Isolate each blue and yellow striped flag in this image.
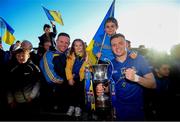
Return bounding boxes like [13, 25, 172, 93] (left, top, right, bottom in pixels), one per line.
[42, 6, 64, 25]
[86, 0, 115, 65]
[0, 17, 15, 45]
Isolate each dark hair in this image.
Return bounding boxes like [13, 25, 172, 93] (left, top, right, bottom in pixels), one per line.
[110, 33, 126, 42]
[57, 32, 70, 39]
[105, 17, 118, 27]
[69, 39, 86, 59]
[43, 24, 51, 30]
[14, 48, 30, 55]
[126, 40, 131, 44]
[21, 40, 33, 50]
[16, 40, 21, 43]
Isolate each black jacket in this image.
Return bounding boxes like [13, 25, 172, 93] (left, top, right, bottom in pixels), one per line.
[8, 60, 41, 93]
[38, 26, 57, 50]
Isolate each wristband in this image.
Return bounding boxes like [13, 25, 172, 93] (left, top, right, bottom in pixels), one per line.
[134, 74, 140, 82]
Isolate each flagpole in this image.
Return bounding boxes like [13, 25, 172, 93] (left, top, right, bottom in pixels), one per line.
[96, 0, 115, 64]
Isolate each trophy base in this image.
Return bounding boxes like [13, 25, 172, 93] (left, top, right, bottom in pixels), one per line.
[95, 106, 113, 121]
[96, 103, 111, 110]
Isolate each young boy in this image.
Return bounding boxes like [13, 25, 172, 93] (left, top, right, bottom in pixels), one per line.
[93, 17, 118, 64]
[7, 48, 41, 119]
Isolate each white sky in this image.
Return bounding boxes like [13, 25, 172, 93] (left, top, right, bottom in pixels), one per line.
[77, 0, 180, 54]
[116, 2, 180, 53]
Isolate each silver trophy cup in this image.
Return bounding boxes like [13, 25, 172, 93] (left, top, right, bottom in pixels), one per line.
[92, 64, 109, 83]
[92, 64, 110, 109]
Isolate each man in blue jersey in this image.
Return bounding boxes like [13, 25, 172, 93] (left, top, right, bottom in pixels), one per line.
[96, 33, 156, 121]
[40, 32, 70, 112]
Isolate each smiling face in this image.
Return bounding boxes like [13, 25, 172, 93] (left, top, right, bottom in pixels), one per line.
[16, 51, 30, 64]
[56, 35, 70, 53]
[111, 36, 127, 57]
[105, 21, 118, 36]
[74, 41, 83, 55]
[70, 39, 86, 58]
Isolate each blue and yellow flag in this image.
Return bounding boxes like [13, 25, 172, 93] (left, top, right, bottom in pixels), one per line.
[42, 6, 64, 25]
[85, 0, 115, 111]
[0, 17, 15, 45]
[86, 0, 115, 65]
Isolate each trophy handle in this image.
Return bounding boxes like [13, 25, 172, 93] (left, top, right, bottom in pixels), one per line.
[104, 58, 114, 80]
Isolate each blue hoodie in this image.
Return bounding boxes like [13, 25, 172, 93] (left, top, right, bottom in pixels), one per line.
[93, 34, 114, 62]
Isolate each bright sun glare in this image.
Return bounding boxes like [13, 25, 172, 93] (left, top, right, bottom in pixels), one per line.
[116, 2, 179, 54]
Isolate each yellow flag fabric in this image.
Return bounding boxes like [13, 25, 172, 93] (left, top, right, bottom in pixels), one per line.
[86, 39, 96, 65]
[2, 30, 15, 45]
[42, 6, 64, 25]
[0, 17, 15, 45]
[49, 10, 64, 25]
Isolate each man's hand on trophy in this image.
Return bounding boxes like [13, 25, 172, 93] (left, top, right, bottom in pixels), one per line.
[96, 83, 105, 96]
[125, 68, 139, 82]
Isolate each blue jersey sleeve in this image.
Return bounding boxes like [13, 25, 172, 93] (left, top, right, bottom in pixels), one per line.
[40, 51, 64, 84]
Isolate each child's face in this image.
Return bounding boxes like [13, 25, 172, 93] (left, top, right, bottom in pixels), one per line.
[44, 27, 51, 34]
[16, 52, 30, 64]
[74, 41, 83, 55]
[105, 22, 117, 36]
[43, 41, 51, 51]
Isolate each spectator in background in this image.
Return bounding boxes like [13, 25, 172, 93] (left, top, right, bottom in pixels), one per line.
[152, 59, 170, 120]
[37, 40, 51, 59]
[9, 40, 21, 52]
[126, 40, 131, 50]
[154, 60, 170, 92]
[20, 40, 40, 66]
[38, 21, 57, 56]
[143, 58, 170, 120]
[169, 44, 180, 120]
[21, 40, 33, 51]
[7, 49, 41, 119]
[0, 44, 7, 116]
